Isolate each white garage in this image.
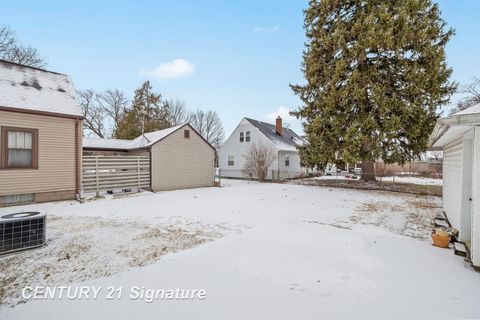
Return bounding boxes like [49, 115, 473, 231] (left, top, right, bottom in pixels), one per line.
[429, 104, 480, 268]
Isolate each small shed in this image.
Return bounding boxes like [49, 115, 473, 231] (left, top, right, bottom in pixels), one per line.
[83, 124, 215, 192]
[429, 103, 480, 267]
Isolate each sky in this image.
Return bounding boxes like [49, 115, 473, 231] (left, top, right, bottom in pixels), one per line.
[1, 0, 479, 136]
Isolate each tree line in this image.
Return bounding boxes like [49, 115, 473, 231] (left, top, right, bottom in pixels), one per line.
[79, 81, 225, 149]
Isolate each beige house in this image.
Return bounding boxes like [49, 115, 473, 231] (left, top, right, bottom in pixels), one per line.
[83, 123, 215, 191]
[0, 60, 83, 206]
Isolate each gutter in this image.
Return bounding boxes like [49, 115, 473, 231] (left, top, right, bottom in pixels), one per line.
[428, 113, 480, 147]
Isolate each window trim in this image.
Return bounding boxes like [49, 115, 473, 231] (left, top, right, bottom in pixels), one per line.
[1, 126, 38, 169]
[239, 132, 244, 142]
[227, 155, 234, 166]
[245, 131, 250, 142]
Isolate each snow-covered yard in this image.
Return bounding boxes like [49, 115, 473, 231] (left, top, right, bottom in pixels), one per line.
[314, 175, 443, 186]
[1, 180, 479, 319]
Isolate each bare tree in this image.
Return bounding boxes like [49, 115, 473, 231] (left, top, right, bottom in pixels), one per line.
[167, 98, 191, 126]
[97, 89, 129, 135]
[0, 25, 46, 67]
[79, 89, 107, 138]
[243, 141, 277, 182]
[189, 109, 225, 149]
[449, 77, 480, 115]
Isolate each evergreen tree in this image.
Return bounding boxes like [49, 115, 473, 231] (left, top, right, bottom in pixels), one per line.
[115, 81, 171, 139]
[291, 0, 456, 180]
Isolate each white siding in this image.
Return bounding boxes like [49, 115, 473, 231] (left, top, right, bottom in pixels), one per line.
[443, 138, 464, 230]
[277, 151, 303, 179]
[472, 127, 480, 266]
[218, 119, 304, 179]
[218, 119, 273, 178]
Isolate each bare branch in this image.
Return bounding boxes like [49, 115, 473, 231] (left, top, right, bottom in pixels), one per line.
[243, 141, 277, 181]
[0, 25, 47, 67]
[78, 89, 107, 138]
[167, 98, 190, 126]
[189, 109, 225, 149]
[96, 89, 129, 134]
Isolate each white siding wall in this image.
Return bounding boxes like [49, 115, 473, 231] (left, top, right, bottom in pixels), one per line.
[472, 127, 480, 266]
[218, 119, 304, 179]
[277, 151, 303, 179]
[443, 138, 464, 230]
[218, 119, 273, 178]
[443, 139, 463, 228]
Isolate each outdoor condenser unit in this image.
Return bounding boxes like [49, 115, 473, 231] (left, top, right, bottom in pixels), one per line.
[0, 211, 46, 255]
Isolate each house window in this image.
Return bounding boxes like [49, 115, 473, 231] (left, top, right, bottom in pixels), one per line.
[285, 154, 290, 167]
[1, 127, 38, 169]
[184, 130, 190, 139]
[228, 156, 234, 166]
[239, 132, 244, 142]
[245, 131, 250, 142]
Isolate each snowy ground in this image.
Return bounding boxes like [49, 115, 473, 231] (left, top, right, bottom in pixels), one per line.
[1, 180, 478, 319]
[314, 175, 443, 186]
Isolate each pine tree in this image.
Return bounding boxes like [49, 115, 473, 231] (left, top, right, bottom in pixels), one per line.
[115, 81, 171, 139]
[291, 0, 456, 181]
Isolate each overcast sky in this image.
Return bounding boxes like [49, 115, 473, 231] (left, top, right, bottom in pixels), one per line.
[1, 0, 479, 135]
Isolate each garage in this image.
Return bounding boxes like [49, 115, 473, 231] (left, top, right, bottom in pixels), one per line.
[83, 123, 215, 193]
[429, 103, 480, 268]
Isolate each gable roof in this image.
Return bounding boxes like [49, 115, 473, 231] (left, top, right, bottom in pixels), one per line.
[244, 117, 305, 151]
[83, 123, 215, 151]
[0, 60, 82, 118]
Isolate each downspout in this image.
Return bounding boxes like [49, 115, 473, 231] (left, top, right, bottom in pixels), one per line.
[75, 119, 82, 201]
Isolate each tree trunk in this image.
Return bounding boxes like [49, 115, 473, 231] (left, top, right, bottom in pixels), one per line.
[361, 160, 376, 181]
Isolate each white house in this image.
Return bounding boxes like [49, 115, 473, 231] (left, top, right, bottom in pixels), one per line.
[219, 116, 305, 179]
[429, 103, 480, 268]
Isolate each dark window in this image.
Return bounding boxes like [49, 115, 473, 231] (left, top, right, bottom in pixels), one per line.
[239, 132, 244, 142]
[228, 156, 234, 166]
[1, 127, 38, 169]
[285, 155, 290, 167]
[184, 130, 190, 139]
[245, 131, 250, 142]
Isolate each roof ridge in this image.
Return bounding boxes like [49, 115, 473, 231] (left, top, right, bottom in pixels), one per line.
[0, 59, 65, 76]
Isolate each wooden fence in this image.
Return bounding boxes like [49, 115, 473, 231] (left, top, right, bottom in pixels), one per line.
[82, 155, 150, 195]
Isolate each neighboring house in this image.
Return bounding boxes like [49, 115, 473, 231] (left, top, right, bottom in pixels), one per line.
[429, 103, 480, 268]
[83, 123, 215, 191]
[0, 60, 83, 206]
[218, 116, 305, 179]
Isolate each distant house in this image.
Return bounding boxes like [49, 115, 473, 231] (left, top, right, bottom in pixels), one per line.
[0, 60, 83, 206]
[218, 117, 306, 179]
[429, 103, 480, 268]
[83, 123, 215, 191]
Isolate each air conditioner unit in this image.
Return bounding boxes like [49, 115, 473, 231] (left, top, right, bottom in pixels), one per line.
[0, 211, 46, 255]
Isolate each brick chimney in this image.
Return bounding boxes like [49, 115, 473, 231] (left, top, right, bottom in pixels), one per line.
[275, 116, 283, 136]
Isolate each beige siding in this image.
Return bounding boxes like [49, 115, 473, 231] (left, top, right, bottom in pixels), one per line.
[0, 110, 77, 197]
[151, 124, 214, 191]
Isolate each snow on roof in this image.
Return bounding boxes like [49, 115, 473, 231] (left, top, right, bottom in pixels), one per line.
[130, 124, 184, 148]
[453, 103, 480, 116]
[244, 118, 305, 152]
[83, 138, 133, 150]
[83, 124, 185, 150]
[0, 60, 82, 117]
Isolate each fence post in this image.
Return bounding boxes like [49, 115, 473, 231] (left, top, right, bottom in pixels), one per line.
[95, 156, 100, 197]
[137, 156, 141, 192]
